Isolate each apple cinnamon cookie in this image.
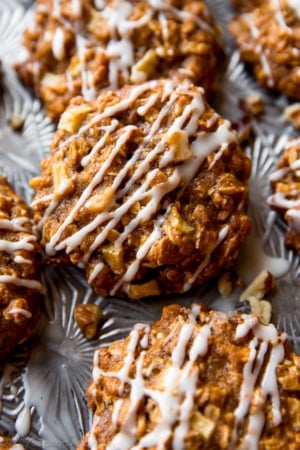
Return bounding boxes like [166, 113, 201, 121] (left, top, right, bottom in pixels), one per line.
[268, 137, 300, 254]
[77, 303, 300, 449]
[16, 0, 222, 122]
[228, 0, 300, 99]
[30, 79, 251, 299]
[0, 176, 41, 359]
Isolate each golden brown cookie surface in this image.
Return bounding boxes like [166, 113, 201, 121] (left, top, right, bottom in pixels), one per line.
[0, 176, 41, 359]
[268, 137, 300, 254]
[77, 303, 300, 449]
[30, 79, 251, 299]
[16, 0, 222, 122]
[228, 0, 300, 99]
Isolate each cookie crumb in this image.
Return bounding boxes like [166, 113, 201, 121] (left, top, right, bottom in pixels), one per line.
[8, 114, 25, 132]
[240, 92, 265, 116]
[74, 304, 103, 339]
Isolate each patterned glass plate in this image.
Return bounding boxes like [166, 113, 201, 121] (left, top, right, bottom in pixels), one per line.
[0, 0, 300, 448]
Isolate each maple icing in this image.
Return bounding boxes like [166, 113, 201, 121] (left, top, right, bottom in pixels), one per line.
[34, 0, 216, 98]
[268, 139, 300, 232]
[241, 0, 298, 88]
[89, 306, 286, 449]
[34, 80, 238, 294]
[0, 206, 42, 292]
[287, 0, 300, 18]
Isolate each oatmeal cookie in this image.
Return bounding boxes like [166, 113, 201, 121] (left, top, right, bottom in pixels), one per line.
[228, 0, 300, 99]
[77, 303, 300, 449]
[30, 79, 251, 299]
[0, 176, 41, 359]
[15, 0, 222, 122]
[268, 137, 300, 254]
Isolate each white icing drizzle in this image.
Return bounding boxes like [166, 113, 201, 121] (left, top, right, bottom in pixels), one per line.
[0, 275, 41, 291]
[268, 139, 300, 231]
[36, 81, 237, 294]
[0, 217, 30, 231]
[34, 0, 216, 100]
[287, 0, 300, 18]
[52, 0, 61, 18]
[14, 255, 33, 264]
[90, 304, 213, 450]
[0, 215, 41, 291]
[243, 14, 274, 87]
[0, 236, 36, 254]
[52, 27, 65, 61]
[71, 0, 81, 16]
[272, 0, 291, 31]
[231, 315, 286, 449]
[286, 208, 300, 230]
[89, 308, 287, 449]
[6, 307, 32, 319]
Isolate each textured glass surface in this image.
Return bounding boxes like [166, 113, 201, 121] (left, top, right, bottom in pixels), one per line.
[0, 0, 299, 447]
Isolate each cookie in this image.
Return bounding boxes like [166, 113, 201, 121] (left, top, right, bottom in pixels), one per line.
[77, 303, 300, 449]
[30, 79, 251, 299]
[228, 0, 300, 99]
[16, 0, 222, 122]
[0, 176, 41, 359]
[268, 137, 300, 254]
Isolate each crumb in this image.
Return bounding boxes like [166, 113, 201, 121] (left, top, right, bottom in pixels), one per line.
[7, 114, 25, 132]
[240, 92, 265, 116]
[74, 304, 103, 339]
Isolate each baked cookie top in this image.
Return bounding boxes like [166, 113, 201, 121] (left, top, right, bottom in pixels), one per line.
[30, 79, 251, 299]
[16, 0, 222, 121]
[228, 0, 300, 99]
[77, 303, 300, 449]
[268, 137, 300, 254]
[0, 176, 41, 359]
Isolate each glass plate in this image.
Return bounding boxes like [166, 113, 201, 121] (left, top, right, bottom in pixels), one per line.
[0, 0, 299, 448]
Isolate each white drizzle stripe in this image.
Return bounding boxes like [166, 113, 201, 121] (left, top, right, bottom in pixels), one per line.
[0, 217, 30, 231]
[272, 0, 291, 31]
[90, 305, 211, 450]
[0, 275, 41, 291]
[269, 140, 300, 231]
[287, 0, 300, 17]
[52, 27, 65, 61]
[231, 315, 286, 448]
[7, 307, 32, 319]
[45, 125, 138, 255]
[0, 237, 35, 254]
[89, 308, 287, 449]
[41, 0, 216, 100]
[243, 14, 274, 87]
[269, 189, 300, 229]
[37, 81, 238, 294]
[0, 211, 40, 292]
